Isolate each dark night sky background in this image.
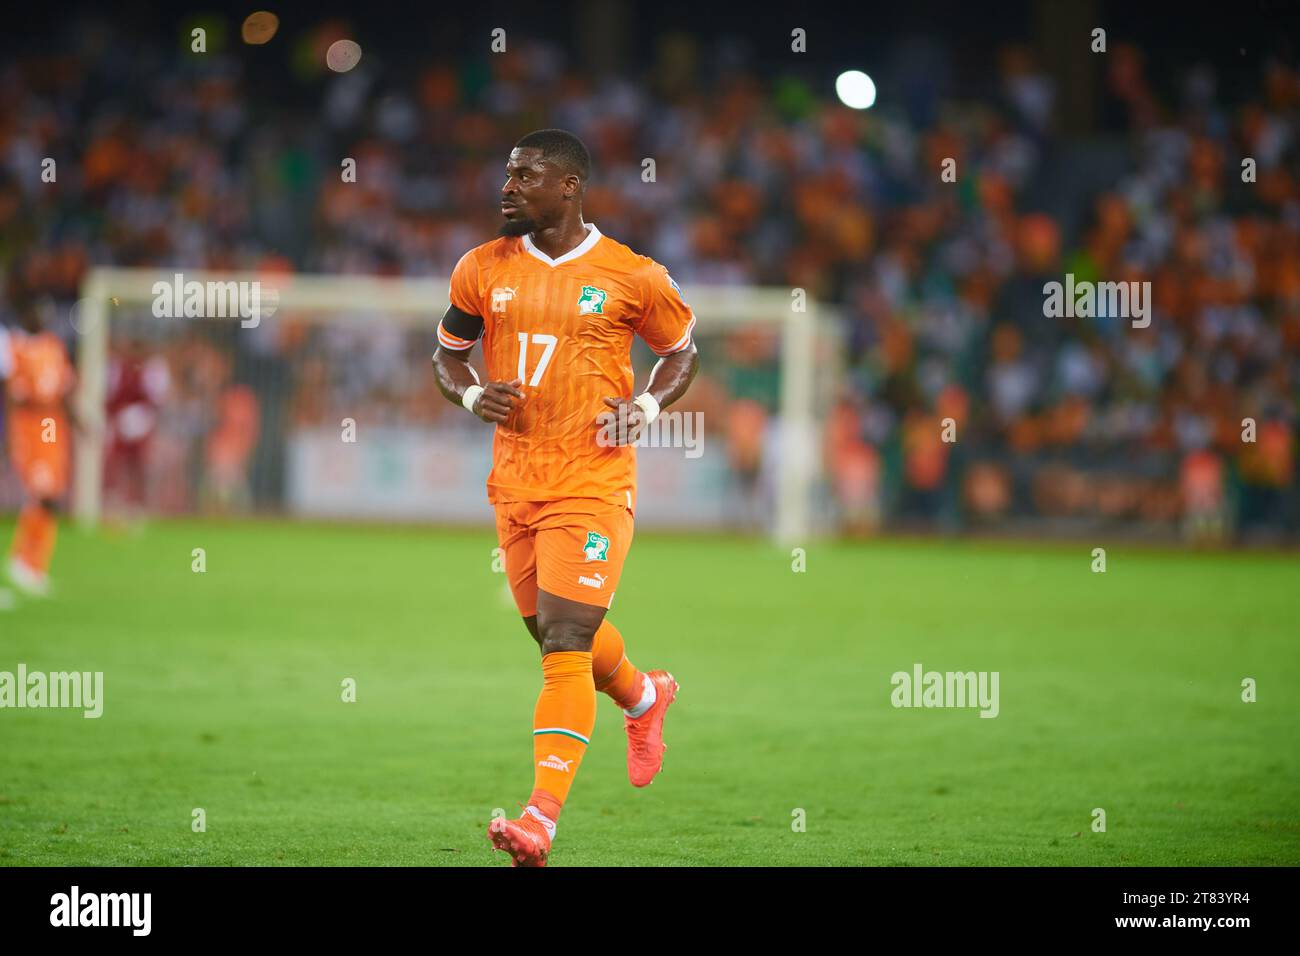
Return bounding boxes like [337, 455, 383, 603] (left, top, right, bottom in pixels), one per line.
[4, 1, 1297, 84]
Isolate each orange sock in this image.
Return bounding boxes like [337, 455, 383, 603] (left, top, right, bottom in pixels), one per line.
[529, 650, 596, 827]
[11, 502, 56, 573]
[591, 620, 646, 711]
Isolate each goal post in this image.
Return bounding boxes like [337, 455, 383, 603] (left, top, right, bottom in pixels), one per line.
[74, 267, 840, 543]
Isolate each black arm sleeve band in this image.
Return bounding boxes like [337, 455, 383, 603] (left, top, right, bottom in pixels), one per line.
[440, 303, 484, 342]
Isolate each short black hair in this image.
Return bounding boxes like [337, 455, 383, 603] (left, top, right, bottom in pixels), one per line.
[514, 129, 591, 186]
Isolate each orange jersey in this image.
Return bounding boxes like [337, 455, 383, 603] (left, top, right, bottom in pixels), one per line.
[1, 328, 76, 497]
[2, 329, 75, 409]
[441, 224, 695, 506]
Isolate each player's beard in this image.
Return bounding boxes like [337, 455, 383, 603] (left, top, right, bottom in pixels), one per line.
[498, 216, 538, 237]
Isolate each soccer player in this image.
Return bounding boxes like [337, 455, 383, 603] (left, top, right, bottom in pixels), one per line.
[432, 129, 699, 867]
[0, 277, 76, 597]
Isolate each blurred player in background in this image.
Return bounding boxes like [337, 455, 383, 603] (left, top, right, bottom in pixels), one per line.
[432, 130, 699, 867]
[0, 264, 77, 597]
[104, 341, 169, 525]
[201, 382, 260, 513]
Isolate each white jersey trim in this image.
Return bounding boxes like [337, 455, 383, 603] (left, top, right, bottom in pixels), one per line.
[653, 314, 696, 355]
[522, 223, 603, 267]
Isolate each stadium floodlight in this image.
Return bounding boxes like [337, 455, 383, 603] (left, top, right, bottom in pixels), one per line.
[73, 268, 841, 544]
[835, 70, 877, 110]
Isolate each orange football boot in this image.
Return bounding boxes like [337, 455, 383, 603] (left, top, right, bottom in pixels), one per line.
[488, 809, 552, 867]
[625, 670, 679, 787]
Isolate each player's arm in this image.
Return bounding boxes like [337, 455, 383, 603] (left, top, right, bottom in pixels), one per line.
[598, 345, 697, 444]
[431, 304, 523, 423]
[598, 265, 700, 443]
[604, 344, 697, 418]
[643, 344, 698, 410]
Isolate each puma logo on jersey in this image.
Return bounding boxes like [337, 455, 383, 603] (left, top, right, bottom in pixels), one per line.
[578, 572, 607, 589]
[491, 287, 516, 312]
[537, 754, 574, 772]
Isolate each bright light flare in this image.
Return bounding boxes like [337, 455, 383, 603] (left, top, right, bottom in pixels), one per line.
[835, 70, 877, 110]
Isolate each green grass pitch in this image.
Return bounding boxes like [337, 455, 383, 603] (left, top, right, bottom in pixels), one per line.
[1, 518, 1297, 866]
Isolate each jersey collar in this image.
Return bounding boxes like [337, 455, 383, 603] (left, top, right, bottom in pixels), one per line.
[521, 223, 602, 267]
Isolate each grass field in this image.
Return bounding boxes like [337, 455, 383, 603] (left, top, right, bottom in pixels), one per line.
[1, 518, 1297, 866]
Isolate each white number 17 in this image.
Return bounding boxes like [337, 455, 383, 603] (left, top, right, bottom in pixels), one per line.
[516, 333, 557, 386]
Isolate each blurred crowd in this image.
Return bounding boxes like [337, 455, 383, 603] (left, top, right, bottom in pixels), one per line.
[1, 15, 1297, 538]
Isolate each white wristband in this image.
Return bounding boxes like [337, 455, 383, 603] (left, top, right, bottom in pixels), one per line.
[633, 392, 660, 424]
[462, 384, 485, 414]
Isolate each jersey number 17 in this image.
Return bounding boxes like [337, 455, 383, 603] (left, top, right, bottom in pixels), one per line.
[516, 333, 557, 386]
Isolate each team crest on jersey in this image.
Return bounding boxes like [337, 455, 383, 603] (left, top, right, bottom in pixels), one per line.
[577, 285, 607, 315]
[583, 531, 610, 561]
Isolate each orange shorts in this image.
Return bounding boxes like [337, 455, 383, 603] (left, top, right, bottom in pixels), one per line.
[494, 497, 635, 616]
[7, 410, 70, 499]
